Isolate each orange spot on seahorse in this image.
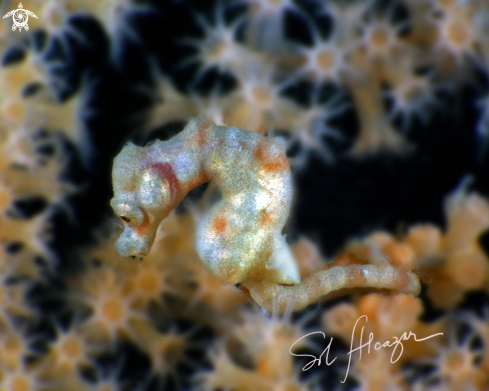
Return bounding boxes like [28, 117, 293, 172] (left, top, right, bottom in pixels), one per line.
[351, 268, 367, 285]
[255, 139, 289, 173]
[259, 210, 274, 226]
[135, 210, 150, 236]
[195, 122, 211, 146]
[255, 139, 268, 162]
[212, 216, 228, 235]
[262, 156, 288, 172]
[396, 269, 411, 290]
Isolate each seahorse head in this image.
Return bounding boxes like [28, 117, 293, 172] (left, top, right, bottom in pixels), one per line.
[110, 142, 177, 258]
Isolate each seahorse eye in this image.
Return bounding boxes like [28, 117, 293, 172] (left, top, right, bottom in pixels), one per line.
[120, 216, 131, 223]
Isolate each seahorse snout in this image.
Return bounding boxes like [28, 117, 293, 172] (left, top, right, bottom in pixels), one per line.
[115, 228, 152, 258]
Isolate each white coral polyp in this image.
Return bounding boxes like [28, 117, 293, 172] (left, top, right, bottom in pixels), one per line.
[179, 3, 248, 83]
[359, 19, 407, 61]
[434, 4, 480, 66]
[386, 71, 440, 130]
[296, 40, 352, 85]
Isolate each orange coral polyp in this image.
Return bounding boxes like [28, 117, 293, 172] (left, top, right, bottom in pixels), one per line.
[111, 119, 420, 313]
[100, 297, 125, 323]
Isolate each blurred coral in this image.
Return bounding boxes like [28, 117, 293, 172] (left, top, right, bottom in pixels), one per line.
[0, 0, 488, 390]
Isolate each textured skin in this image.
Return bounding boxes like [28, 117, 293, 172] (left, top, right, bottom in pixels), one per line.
[111, 119, 420, 313]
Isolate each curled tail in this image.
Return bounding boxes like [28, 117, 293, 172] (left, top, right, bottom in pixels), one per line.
[246, 264, 421, 313]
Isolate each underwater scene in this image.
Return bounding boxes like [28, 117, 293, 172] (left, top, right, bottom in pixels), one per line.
[0, 0, 489, 390]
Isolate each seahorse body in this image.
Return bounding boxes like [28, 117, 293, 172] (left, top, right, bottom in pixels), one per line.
[111, 119, 420, 313]
[111, 118, 301, 286]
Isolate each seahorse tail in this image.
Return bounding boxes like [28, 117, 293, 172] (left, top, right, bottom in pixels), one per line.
[246, 264, 421, 314]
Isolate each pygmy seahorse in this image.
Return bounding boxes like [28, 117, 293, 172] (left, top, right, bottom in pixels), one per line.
[110, 118, 420, 313]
